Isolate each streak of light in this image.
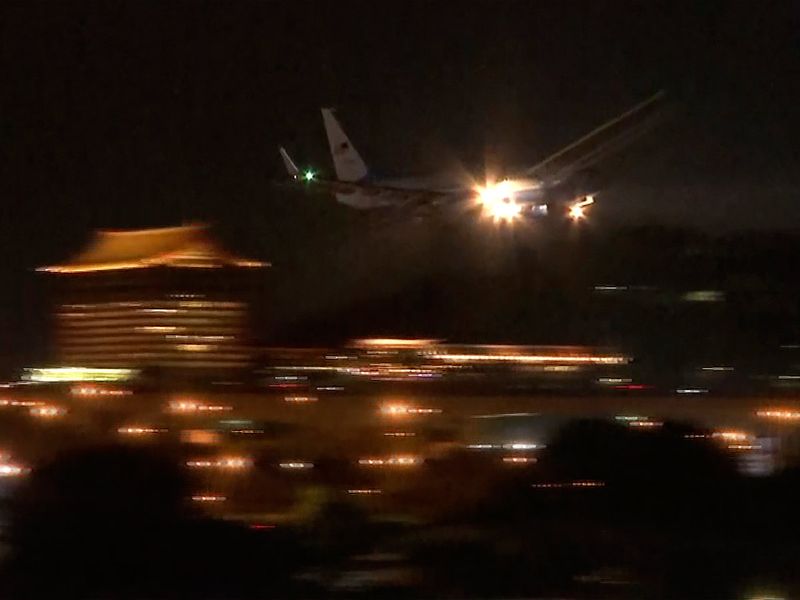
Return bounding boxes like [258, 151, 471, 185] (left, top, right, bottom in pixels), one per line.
[532, 480, 605, 489]
[118, 426, 166, 436]
[186, 456, 251, 470]
[0, 462, 28, 477]
[284, 395, 317, 403]
[168, 399, 231, 413]
[30, 405, 66, 418]
[279, 461, 313, 470]
[192, 494, 226, 502]
[757, 409, 800, 420]
[358, 455, 420, 467]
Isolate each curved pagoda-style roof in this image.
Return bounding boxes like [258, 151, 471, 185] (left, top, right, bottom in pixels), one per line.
[40, 224, 267, 273]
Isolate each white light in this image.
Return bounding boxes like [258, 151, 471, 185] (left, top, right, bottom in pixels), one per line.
[359, 455, 420, 467]
[186, 456, 252, 470]
[118, 426, 165, 435]
[192, 494, 226, 502]
[30, 405, 66, 418]
[569, 195, 594, 220]
[0, 463, 27, 477]
[502, 442, 539, 450]
[476, 181, 523, 223]
[279, 461, 313, 470]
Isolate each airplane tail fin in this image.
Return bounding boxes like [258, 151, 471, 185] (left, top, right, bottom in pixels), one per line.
[321, 108, 368, 182]
[279, 146, 300, 178]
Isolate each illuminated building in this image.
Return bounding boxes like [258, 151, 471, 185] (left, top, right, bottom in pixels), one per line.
[40, 224, 267, 376]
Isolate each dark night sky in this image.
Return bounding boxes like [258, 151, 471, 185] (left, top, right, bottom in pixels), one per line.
[0, 1, 798, 372]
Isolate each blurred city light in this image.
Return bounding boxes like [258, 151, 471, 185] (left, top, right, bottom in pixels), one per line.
[168, 399, 232, 413]
[757, 409, 800, 421]
[186, 456, 252, 470]
[29, 405, 66, 418]
[279, 461, 314, 469]
[181, 429, 222, 445]
[380, 403, 441, 417]
[23, 366, 136, 383]
[502, 456, 537, 464]
[359, 455, 420, 467]
[532, 481, 605, 489]
[118, 426, 166, 436]
[71, 385, 131, 397]
[0, 462, 27, 477]
[284, 395, 317, 403]
[191, 494, 226, 502]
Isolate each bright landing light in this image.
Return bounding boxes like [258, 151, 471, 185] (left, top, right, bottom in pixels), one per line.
[569, 205, 585, 219]
[569, 195, 595, 220]
[476, 181, 522, 223]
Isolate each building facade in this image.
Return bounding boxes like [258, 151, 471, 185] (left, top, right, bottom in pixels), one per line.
[40, 225, 266, 376]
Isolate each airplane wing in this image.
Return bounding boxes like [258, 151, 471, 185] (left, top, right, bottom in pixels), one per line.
[522, 91, 667, 185]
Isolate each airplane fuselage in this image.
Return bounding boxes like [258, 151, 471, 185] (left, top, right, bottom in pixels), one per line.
[333, 174, 556, 216]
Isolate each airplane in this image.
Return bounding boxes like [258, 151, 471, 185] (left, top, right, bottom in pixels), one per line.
[279, 91, 665, 223]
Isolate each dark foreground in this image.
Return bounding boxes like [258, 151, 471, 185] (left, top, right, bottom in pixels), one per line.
[1, 393, 799, 599]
